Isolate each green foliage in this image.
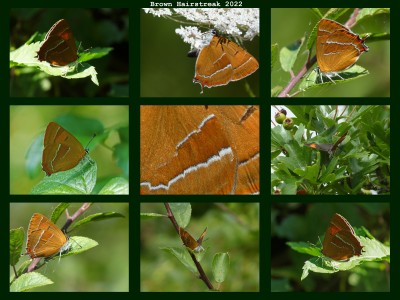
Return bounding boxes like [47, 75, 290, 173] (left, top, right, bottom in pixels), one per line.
[31, 156, 97, 194]
[51, 203, 71, 223]
[9, 40, 111, 86]
[9, 204, 127, 292]
[272, 203, 390, 291]
[271, 105, 390, 194]
[141, 203, 259, 292]
[24, 115, 129, 195]
[293, 235, 390, 280]
[170, 203, 192, 228]
[10, 236, 98, 292]
[160, 246, 205, 274]
[271, 8, 390, 97]
[10, 228, 24, 266]
[10, 272, 53, 292]
[279, 37, 304, 72]
[212, 253, 230, 283]
[71, 212, 125, 231]
[98, 177, 129, 194]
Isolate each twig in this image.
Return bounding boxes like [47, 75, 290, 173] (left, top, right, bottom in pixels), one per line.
[164, 203, 215, 290]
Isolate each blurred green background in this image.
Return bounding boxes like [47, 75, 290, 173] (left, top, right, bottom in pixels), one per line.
[271, 202, 390, 292]
[271, 8, 390, 97]
[140, 203, 259, 292]
[10, 202, 129, 292]
[140, 9, 260, 97]
[9, 105, 129, 194]
[10, 8, 129, 97]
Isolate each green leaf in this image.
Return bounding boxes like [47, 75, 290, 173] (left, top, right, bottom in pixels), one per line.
[287, 241, 321, 257]
[140, 213, 166, 219]
[271, 125, 294, 150]
[50, 203, 71, 223]
[14, 260, 32, 279]
[299, 65, 369, 91]
[298, 236, 390, 280]
[212, 253, 230, 283]
[160, 246, 205, 274]
[31, 156, 97, 194]
[10, 272, 53, 292]
[78, 47, 113, 63]
[170, 203, 192, 228]
[98, 177, 129, 194]
[279, 38, 304, 72]
[11, 236, 97, 286]
[70, 212, 125, 231]
[42, 236, 98, 261]
[10, 228, 25, 266]
[9, 41, 102, 86]
[62, 236, 98, 257]
[271, 85, 283, 97]
[321, 8, 350, 21]
[25, 133, 43, 179]
[357, 8, 390, 22]
[272, 106, 389, 194]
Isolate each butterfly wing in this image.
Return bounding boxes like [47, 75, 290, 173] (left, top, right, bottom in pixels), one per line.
[42, 122, 86, 175]
[26, 213, 68, 258]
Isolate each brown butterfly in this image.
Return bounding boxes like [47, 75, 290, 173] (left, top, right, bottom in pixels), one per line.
[193, 31, 259, 93]
[321, 213, 363, 261]
[179, 227, 207, 253]
[37, 19, 78, 66]
[42, 122, 87, 176]
[305, 131, 348, 156]
[24, 213, 70, 259]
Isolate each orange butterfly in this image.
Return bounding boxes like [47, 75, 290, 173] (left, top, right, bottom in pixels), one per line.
[179, 227, 207, 253]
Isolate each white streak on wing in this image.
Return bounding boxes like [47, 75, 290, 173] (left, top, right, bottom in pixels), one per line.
[176, 114, 215, 150]
[323, 41, 362, 55]
[140, 147, 234, 191]
[32, 229, 45, 255]
[213, 52, 226, 66]
[200, 63, 233, 80]
[238, 152, 259, 167]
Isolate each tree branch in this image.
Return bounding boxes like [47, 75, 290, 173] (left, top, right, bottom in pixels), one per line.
[164, 203, 215, 290]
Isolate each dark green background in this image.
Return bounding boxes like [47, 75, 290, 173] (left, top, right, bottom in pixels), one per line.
[5, 0, 396, 297]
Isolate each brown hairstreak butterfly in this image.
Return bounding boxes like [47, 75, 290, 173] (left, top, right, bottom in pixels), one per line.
[179, 227, 207, 253]
[193, 30, 259, 93]
[37, 19, 78, 66]
[42, 122, 87, 176]
[24, 213, 70, 259]
[140, 105, 260, 194]
[316, 19, 368, 83]
[305, 131, 348, 155]
[321, 213, 364, 261]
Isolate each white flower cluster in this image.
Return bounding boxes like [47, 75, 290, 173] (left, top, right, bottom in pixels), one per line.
[142, 8, 173, 17]
[143, 8, 259, 50]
